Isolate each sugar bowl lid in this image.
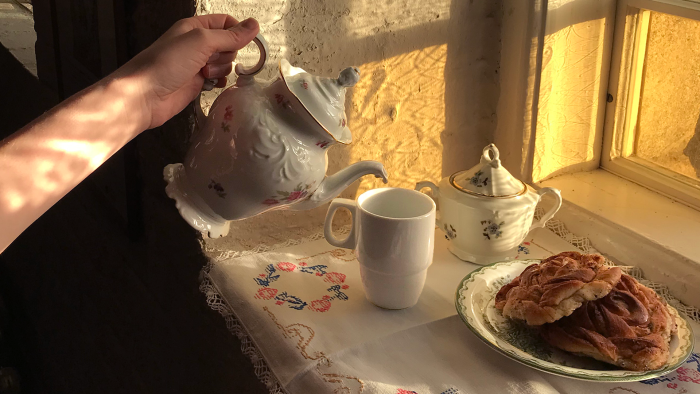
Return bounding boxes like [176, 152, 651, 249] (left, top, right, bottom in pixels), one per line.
[280, 59, 358, 144]
[450, 144, 526, 197]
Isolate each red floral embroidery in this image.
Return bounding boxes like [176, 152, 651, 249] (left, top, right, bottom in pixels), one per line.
[324, 272, 346, 284]
[668, 383, 678, 389]
[262, 198, 280, 205]
[275, 300, 285, 305]
[301, 80, 309, 89]
[678, 367, 700, 384]
[300, 262, 307, 266]
[341, 285, 349, 289]
[255, 287, 278, 300]
[223, 105, 234, 121]
[277, 262, 296, 272]
[309, 299, 332, 312]
[316, 141, 330, 149]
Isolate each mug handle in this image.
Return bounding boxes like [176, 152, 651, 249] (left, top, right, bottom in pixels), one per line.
[529, 187, 562, 231]
[324, 198, 357, 249]
[202, 33, 269, 90]
[415, 181, 443, 229]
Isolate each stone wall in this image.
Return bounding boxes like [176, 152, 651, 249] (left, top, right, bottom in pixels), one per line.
[193, 0, 502, 250]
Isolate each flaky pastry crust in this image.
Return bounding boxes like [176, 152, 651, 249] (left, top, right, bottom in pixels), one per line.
[495, 251, 622, 326]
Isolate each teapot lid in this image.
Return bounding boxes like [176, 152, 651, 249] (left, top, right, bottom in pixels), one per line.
[280, 59, 357, 144]
[450, 144, 526, 198]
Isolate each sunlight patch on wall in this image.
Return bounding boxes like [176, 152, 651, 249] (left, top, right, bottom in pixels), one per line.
[533, 16, 608, 183]
[343, 44, 447, 194]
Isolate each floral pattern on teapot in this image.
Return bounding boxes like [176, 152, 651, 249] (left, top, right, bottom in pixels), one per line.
[220, 104, 235, 134]
[274, 93, 292, 109]
[262, 181, 316, 206]
[208, 179, 226, 199]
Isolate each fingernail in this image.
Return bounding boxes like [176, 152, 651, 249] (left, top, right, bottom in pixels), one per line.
[240, 18, 257, 30]
[206, 63, 230, 78]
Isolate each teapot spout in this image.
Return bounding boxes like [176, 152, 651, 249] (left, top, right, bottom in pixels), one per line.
[289, 161, 388, 211]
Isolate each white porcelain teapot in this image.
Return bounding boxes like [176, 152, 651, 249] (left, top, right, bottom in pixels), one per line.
[164, 35, 388, 238]
[415, 144, 562, 265]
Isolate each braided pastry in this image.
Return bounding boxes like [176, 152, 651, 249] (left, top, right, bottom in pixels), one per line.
[495, 251, 622, 326]
[540, 273, 676, 371]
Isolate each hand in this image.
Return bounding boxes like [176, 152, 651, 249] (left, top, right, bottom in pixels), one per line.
[114, 14, 259, 130]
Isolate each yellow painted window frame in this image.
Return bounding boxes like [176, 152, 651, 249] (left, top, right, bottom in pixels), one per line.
[601, 0, 700, 210]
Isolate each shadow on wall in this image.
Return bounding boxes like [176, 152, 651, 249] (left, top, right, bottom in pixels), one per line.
[684, 113, 700, 178]
[443, 0, 500, 177]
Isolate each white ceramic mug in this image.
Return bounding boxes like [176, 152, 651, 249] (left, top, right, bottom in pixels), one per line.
[323, 188, 436, 309]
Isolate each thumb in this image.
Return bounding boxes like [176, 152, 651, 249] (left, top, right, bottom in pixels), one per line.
[208, 17, 260, 53]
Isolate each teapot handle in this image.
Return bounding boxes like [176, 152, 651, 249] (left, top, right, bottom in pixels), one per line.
[234, 33, 269, 76]
[529, 187, 562, 232]
[202, 33, 269, 90]
[197, 34, 269, 127]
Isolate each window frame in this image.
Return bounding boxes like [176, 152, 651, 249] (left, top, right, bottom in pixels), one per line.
[601, 0, 700, 210]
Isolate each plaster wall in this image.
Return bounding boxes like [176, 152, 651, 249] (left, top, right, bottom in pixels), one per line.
[195, 0, 502, 250]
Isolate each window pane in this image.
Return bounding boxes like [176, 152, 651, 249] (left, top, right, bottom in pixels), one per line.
[634, 11, 700, 181]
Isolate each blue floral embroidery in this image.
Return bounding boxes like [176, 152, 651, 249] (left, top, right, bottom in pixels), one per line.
[299, 264, 328, 276]
[517, 245, 530, 254]
[327, 285, 349, 301]
[254, 264, 281, 287]
[274, 292, 307, 310]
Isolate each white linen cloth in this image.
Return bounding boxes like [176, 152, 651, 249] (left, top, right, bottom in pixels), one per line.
[204, 227, 700, 394]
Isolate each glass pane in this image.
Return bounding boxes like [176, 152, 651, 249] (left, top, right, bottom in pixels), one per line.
[634, 11, 700, 181]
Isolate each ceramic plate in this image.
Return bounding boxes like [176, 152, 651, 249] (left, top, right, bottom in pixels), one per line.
[454, 259, 695, 382]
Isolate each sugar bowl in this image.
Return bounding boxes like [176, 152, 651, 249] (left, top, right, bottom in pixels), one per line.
[415, 144, 562, 265]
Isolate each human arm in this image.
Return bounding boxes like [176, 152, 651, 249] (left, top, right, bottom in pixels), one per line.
[0, 14, 259, 252]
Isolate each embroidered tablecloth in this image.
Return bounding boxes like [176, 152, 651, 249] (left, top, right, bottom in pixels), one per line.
[201, 224, 700, 394]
